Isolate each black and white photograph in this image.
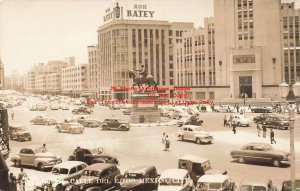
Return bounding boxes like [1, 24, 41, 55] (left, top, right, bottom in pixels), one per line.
[0, 0, 300, 190]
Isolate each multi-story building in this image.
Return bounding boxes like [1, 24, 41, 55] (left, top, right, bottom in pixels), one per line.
[281, 2, 300, 84]
[46, 73, 61, 92]
[96, 18, 193, 100]
[86, 45, 99, 98]
[62, 64, 87, 96]
[175, 18, 215, 100]
[0, 59, 4, 89]
[4, 70, 26, 91]
[214, 0, 282, 100]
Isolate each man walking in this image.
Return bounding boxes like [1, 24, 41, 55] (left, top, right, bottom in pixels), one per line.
[162, 133, 166, 144]
[11, 111, 14, 120]
[257, 123, 262, 137]
[164, 135, 170, 151]
[270, 129, 276, 144]
[232, 121, 237, 134]
[224, 115, 227, 127]
[262, 125, 267, 138]
[17, 168, 29, 191]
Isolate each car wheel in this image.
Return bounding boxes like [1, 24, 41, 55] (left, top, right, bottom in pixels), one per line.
[57, 129, 61, 133]
[196, 138, 201, 144]
[238, 157, 245, 163]
[272, 159, 280, 167]
[102, 125, 107, 130]
[14, 160, 21, 167]
[38, 163, 45, 171]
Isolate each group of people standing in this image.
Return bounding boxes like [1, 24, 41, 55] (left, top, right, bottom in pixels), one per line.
[8, 168, 29, 191]
[223, 115, 237, 134]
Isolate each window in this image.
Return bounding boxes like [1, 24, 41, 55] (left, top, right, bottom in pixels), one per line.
[70, 167, 77, 174]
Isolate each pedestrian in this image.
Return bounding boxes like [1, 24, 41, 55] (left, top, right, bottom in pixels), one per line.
[75, 146, 84, 161]
[232, 121, 237, 134]
[8, 172, 17, 191]
[11, 111, 14, 120]
[164, 135, 170, 151]
[257, 123, 262, 137]
[17, 168, 29, 191]
[229, 115, 233, 128]
[237, 104, 240, 113]
[224, 115, 227, 127]
[262, 125, 267, 138]
[270, 129, 276, 144]
[41, 143, 47, 152]
[162, 133, 166, 143]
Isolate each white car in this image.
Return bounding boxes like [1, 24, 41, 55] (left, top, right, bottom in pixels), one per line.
[158, 168, 193, 191]
[50, 103, 59, 110]
[34, 161, 87, 190]
[177, 125, 214, 144]
[60, 103, 69, 110]
[194, 174, 234, 191]
[74, 99, 82, 105]
[232, 114, 251, 127]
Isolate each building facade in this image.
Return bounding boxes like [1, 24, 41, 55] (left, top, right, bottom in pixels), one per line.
[62, 64, 87, 96]
[214, 0, 282, 100]
[4, 70, 26, 91]
[86, 45, 99, 98]
[0, 60, 4, 89]
[96, 19, 194, 100]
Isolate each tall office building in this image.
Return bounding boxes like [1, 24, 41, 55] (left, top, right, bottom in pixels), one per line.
[214, 0, 282, 100]
[0, 59, 4, 89]
[87, 45, 99, 98]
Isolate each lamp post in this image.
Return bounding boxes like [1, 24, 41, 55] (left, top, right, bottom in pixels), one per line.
[280, 79, 300, 191]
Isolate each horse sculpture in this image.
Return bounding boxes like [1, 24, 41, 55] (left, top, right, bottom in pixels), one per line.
[128, 70, 157, 92]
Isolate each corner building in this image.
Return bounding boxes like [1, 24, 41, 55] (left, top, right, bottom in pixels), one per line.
[214, 0, 282, 100]
[97, 20, 194, 100]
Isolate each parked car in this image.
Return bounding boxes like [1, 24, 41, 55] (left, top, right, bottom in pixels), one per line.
[50, 103, 59, 110]
[253, 114, 274, 124]
[30, 115, 57, 125]
[194, 174, 235, 191]
[60, 103, 69, 110]
[29, 104, 37, 111]
[178, 155, 227, 184]
[239, 179, 278, 191]
[74, 99, 82, 105]
[123, 108, 131, 115]
[214, 105, 235, 113]
[36, 103, 47, 111]
[34, 161, 88, 191]
[10, 147, 62, 170]
[177, 115, 203, 127]
[72, 106, 93, 114]
[177, 125, 214, 144]
[100, 118, 130, 131]
[281, 179, 300, 191]
[232, 115, 251, 127]
[64, 163, 121, 191]
[9, 125, 32, 142]
[230, 142, 290, 167]
[68, 147, 119, 165]
[157, 168, 194, 191]
[80, 118, 101, 128]
[251, 107, 272, 113]
[262, 116, 290, 130]
[56, 122, 84, 134]
[119, 165, 159, 191]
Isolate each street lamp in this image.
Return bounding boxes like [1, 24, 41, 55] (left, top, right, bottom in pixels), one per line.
[280, 80, 300, 191]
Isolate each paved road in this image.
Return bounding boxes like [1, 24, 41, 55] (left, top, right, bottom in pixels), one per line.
[6, 97, 300, 189]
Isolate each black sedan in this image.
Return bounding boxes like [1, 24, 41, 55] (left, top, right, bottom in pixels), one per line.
[230, 142, 290, 167]
[262, 116, 289, 130]
[251, 107, 272, 113]
[253, 114, 274, 124]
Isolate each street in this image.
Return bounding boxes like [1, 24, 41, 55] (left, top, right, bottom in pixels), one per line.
[6, 96, 300, 190]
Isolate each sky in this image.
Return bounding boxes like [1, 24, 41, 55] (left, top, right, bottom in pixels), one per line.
[0, 0, 299, 76]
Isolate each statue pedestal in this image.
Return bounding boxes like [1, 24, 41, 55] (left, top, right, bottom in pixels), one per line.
[130, 91, 161, 123]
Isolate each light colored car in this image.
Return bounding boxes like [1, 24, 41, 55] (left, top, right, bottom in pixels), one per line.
[177, 125, 214, 144]
[74, 99, 82, 105]
[158, 168, 194, 191]
[29, 104, 37, 111]
[34, 161, 88, 190]
[194, 174, 234, 191]
[56, 122, 84, 134]
[232, 115, 251, 127]
[30, 115, 57, 125]
[10, 147, 62, 171]
[60, 103, 69, 110]
[50, 103, 59, 110]
[36, 102, 47, 111]
[239, 179, 278, 191]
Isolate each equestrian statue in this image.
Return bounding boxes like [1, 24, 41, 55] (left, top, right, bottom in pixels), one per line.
[128, 64, 157, 92]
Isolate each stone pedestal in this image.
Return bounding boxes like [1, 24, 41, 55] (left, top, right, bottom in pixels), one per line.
[130, 91, 161, 123]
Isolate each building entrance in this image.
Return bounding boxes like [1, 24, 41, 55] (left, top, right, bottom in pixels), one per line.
[239, 76, 252, 98]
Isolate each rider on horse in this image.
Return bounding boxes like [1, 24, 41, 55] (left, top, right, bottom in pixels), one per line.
[134, 64, 147, 79]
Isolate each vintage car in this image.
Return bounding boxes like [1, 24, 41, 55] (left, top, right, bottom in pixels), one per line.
[68, 147, 119, 165]
[60, 103, 69, 110]
[239, 178, 278, 191]
[123, 108, 131, 115]
[232, 115, 251, 127]
[50, 103, 59, 110]
[177, 125, 214, 144]
[36, 103, 47, 111]
[100, 118, 130, 131]
[230, 142, 290, 167]
[30, 115, 57, 125]
[80, 118, 101, 128]
[56, 122, 84, 134]
[194, 174, 235, 191]
[251, 107, 272, 113]
[119, 165, 159, 191]
[179, 155, 227, 184]
[253, 114, 275, 124]
[9, 125, 32, 142]
[72, 106, 93, 114]
[34, 161, 88, 191]
[29, 104, 37, 111]
[281, 179, 300, 191]
[177, 115, 203, 127]
[214, 105, 235, 113]
[157, 168, 194, 191]
[64, 163, 121, 191]
[10, 147, 62, 171]
[262, 116, 290, 130]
